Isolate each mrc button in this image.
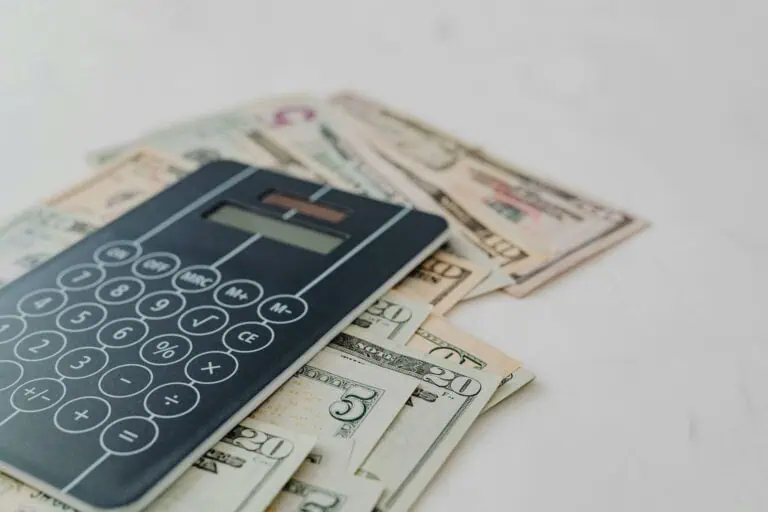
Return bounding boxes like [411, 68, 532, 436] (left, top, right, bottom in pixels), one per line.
[214, 280, 263, 308]
[258, 294, 307, 324]
[172, 265, 221, 293]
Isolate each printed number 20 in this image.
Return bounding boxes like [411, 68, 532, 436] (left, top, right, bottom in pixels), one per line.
[423, 367, 482, 397]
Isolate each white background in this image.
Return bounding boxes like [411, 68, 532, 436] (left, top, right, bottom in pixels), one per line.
[1, 2, 767, 511]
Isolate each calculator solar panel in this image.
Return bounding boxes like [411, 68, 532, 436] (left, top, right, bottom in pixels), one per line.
[0, 161, 449, 511]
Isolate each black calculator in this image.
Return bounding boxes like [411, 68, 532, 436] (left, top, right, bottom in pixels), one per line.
[0, 161, 448, 511]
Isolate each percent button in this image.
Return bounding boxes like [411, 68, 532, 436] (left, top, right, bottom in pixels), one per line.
[140, 334, 192, 366]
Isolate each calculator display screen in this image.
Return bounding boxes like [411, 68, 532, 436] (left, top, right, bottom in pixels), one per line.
[205, 203, 344, 254]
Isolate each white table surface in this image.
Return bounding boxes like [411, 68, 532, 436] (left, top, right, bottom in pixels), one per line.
[1, 2, 766, 511]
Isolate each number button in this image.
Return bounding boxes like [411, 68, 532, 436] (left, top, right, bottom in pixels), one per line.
[57, 263, 106, 291]
[178, 306, 229, 336]
[94, 241, 142, 267]
[54, 396, 111, 434]
[223, 322, 274, 353]
[11, 378, 66, 412]
[17, 289, 67, 317]
[172, 265, 221, 293]
[57, 303, 107, 332]
[95, 277, 145, 305]
[0, 316, 26, 344]
[100, 416, 158, 456]
[214, 279, 263, 308]
[185, 351, 238, 384]
[56, 347, 109, 379]
[97, 318, 149, 348]
[132, 252, 181, 280]
[99, 364, 153, 398]
[0, 360, 23, 391]
[140, 334, 192, 366]
[258, 294, 308, 324]
[143, 382, 200, 418]
[135, 291, 186, 320]
[14, 331, 66, 362]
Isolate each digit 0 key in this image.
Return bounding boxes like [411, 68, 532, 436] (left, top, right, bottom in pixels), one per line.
[0, 162, 448, 511]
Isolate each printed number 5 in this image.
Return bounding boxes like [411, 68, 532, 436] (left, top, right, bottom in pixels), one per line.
[329, 386, 377, 422]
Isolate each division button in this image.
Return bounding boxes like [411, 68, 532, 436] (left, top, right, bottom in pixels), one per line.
[140, 334, 192, 366]
[172, 265, 221, 293]
[135, 291, 186, 320]
[0, 360, 23, 391]
[0, 316, 27, 344]
[222, 322, 274, 353]
[178, 306, 229, 336]
[56, 303, 107, 332]
[57, 263, 106, 291]
[95, 277, 145, 305]
[100, 416, 159, 456]
[143, 382, 200, 418]
[97, 318, 149, 348]
[131, 252, 181, 280]
[257, 294, 308, 324]
[54, 396, 111, 434]
[94, 240, 142, 267]
[98, 364, 152, 398]
[214, 279, 264, 309]
[185, 351, 238, 385]
[17, 289, 67, 317]
[11, 378, 66, 412]
[55, 347, 109, 380]
[14, 331, 67, 362]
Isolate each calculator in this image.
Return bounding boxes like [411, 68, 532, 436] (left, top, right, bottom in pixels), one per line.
[0, 161, 448, 511]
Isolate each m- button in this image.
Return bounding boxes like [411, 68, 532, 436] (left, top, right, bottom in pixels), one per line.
[172, 265, 221, 293]
[214, 279, 264, 308]
[258, 294, 308, 324]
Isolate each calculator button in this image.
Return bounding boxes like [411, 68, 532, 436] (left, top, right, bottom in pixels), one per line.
[131, 252, 181, 280]
[214, 280, 264, 309]
[99, 364, 153, 398]
[56, 347, 109, 380]
[54, 396, 111, 434]
[258, 294, 308, 324]
[94, 240, 142, 267]
[0, 360, 23, 391]
[172, 265, 221, 293]
[143, 382, 200, 418]
[185, 351, 238, 385]
[56, 303, 107, 333]
[95, 277, 145, 306]
[17, 289, 68, 317]
[140, 334, 192, 366]
[11, 378, 66, 412]
[0, 316, 26, 344]
[135, 291, 186, 320]
[223, 322, 274, 353]
[57, 263, 106, 291]
[14, 331, 67, 362]
[98, 318, 149, 348]
[178, 306, 229, 336]
[100, 416, 158, 456]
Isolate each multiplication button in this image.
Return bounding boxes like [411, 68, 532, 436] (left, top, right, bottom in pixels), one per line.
[223, 322, 274, 353]
[144, 382, 199, 418]
[136, 291, 186, 320]
[14, 331, 66, 362]
[0, 316, 26, 344]
[57, 263, 106, 291]
[258, 294, 308, 324]
[172, 265, 221, 293]
[56, 303, 107, 332]
[94, 241, 142, 267]
[185, 351, 238, 384]
[96, 277, 145, 305]
[56, 347, 109, 379]
[100, 416, 158, 456]
[214, 280, 263, 308]
[17, 289, 67, 317]
[132, 252, 181, 280]
[0, 360, 23, 391]
[99, 364, 152, 398]
[11, 378, 66, 412]
[54, 396, 111, 434]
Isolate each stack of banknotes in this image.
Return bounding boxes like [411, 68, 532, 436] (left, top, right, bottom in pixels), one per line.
[0, 91, 645, 511]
